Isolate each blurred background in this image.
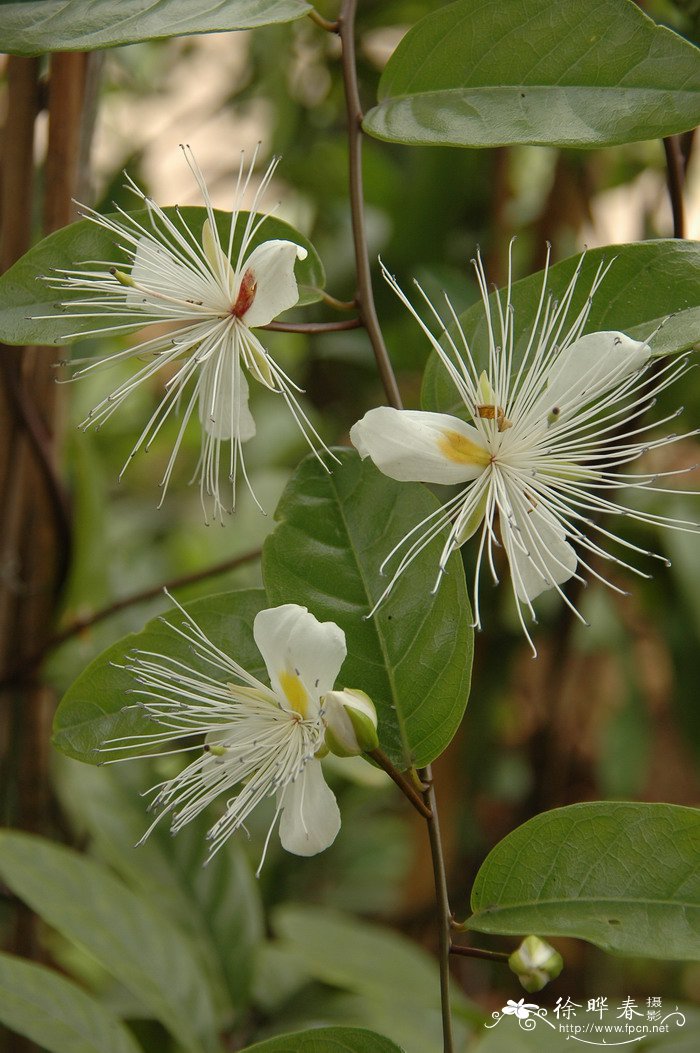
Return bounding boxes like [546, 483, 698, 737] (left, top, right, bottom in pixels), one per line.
[1, 1, 699, 1050]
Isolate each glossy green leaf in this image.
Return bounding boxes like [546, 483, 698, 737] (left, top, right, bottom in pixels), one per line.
[364, 0, 700, 148]
[0, 0, 311, 55]
[0, 832, 220, 1053]
[0, 208, 324, 347]
[422, 240, 700, 416]
[467, 802, 700, 959]
[53, 589, 267, 762]
[262, 449, 473, 768]
[0, 952, 141, 1053]
[244, 1027, 404, 1053]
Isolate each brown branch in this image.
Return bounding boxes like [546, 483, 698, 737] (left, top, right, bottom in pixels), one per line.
[0, 548, 262, 689]
[339, 0, 402, 410]
[260, 318, 362, 333]
[368, 748, 433, 819]
[662, 135, 686, 240]
[48, 547, 263, 651]
[308, 8, 339, 32]
[450, 944, 510, 963]
[422, 766, 455, 1053]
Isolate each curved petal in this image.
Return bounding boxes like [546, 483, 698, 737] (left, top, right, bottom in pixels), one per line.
[254, 605, 346, 718]
[500, 490, 578, 602]
[350, 406, 490, 484]
[198, 347, 256, 442]
[238, 240, 308, 329]
[278, 758, 340, 856]
[536, 331, 650, 422]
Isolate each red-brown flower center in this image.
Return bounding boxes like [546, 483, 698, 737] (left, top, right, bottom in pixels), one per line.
[231, 268, 257, 318]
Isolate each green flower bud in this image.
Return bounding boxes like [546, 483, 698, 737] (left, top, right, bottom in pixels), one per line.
[509, 936, 563, 993]
[322, 688, 379, 757]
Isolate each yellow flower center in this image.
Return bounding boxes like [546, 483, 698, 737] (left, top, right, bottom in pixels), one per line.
[278, 670, 310, 718]
[438, 429, 491, 467]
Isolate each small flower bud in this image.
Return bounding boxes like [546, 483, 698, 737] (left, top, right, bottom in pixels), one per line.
[509, 936, 563, 993]
[322, 688, 379, 757]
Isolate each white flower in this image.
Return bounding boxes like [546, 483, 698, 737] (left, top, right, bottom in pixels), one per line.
[102, 596, 352, 869]
[47, 146, 331, 520]
[351, 250, 698, 651]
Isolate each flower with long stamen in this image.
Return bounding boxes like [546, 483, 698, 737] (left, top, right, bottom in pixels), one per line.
[350, 249, 698, 652]
[101, 596, 376, 869]
[45, 145, 332, 520]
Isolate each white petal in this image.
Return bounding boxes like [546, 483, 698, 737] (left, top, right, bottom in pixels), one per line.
[502, 497, 578, 602]
[537, 331, 650, 421]
[254, 605, 346, 717]
[238, 240, 307, 329]
[350, 407, 490, 484]
[198, 348, 255, 441]
[278, 758, 340, 856]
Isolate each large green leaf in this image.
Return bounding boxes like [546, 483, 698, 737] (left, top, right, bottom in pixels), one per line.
[0, 952, 141, 1053]
[0, 0, 311, 54]
[53, 589, 267, 762]
[466, 802, 700, 959]
[262, 449, 473, 768]
[56, 760, 264, 1020]
[0, 832, 220, 1053]
[269, 904, 480, 1053]
[364, 0, 700, 148]
[422, 240, 700, 416]
[0, 208, 324, 347]
[244, 1028, 404, 1053]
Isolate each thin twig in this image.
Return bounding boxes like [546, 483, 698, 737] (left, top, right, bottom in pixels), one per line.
[260, 318, 362, 333]
[422, 766, 455, 1053]
[339, 0, 402, 410]
[308, 7, 339, 33]
[0, 548, 262, 689]
[662, 135, 686, 239]
[450, 944, 510, 963]
[368, 748, 433, 819]
[338, 5, 454, 1048]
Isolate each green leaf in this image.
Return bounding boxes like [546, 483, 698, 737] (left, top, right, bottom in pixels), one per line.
[0, 832, 221, 1053]
[364, 0, 700, 149]
[56, 760, 264, 1019]
[243, 1027, 404, 1053]
[269, 904, 481, 1053]
[53, 589, 267, 762]
[272, 904, 475, 1015]
[262, 449, 473, 768]
[467, 802, 700, 959]
[0, 0, 311, 55]
[422, 240, 700, 416]
[0, 952, 141, 1053]
[0, 208, 324, 347]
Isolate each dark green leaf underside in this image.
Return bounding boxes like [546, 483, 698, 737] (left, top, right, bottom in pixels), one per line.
[263, 450, 473, 769]
[364, 0, 700, 148]
[468, 802, 700, 959]
[0, 0, 311, 55]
